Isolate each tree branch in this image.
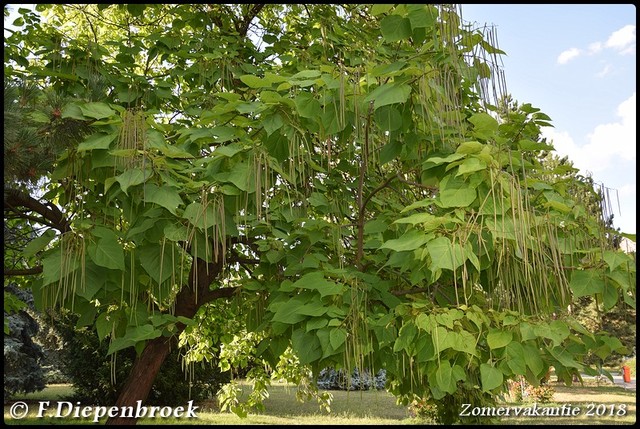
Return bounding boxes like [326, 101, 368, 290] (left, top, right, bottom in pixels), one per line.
[355, 102, 375, 269]
[4, 188, 71, 233]
[391, 287, 431, 296]
[4, 211, 59, 230]
[238, 4, 265, 37]
[4, 266, 44, 276]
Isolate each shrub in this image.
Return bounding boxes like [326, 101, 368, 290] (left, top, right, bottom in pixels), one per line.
[508, 377, 555, 403]
[4, 284, 46, 401]
[408, 396, 438, 422]
[52, 311, 230, 406]
[316, 367, 386, 391]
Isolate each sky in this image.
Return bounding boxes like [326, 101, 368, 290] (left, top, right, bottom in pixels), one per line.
[461, 4, 636, 236]
[4, 5, 636, 235]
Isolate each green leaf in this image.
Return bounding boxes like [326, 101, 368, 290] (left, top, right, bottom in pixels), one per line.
[290, 272, 343, 298]
[480, 363, 503, 391]
[295, 93, 321, 119]
[183, 202, 218, 230]
[394, 213, 444, 229]
[96, 312, 113, 341]
[23, 229, 56, 257]
[505, 342, 527, 375]
[329, 328, 347, 350]
[603, 250, 630, 271]
[92, 232, 125, 271]
[548, 346, 583, 369]
[364, 83, 411, 109]
[263, 113, 284, 136]
[270, 294, 328, 324]
[144, 184, 183, 215]
[602, 281, 618, 311]
[374, 105, 403, 131]
[291, 70, 321, 80]
[138, 243, 175, 285]
[239, 75, 268, 88]
[379, 140, 402, 164]
[320, 104, 344, 135]
[456, 141, 484, 154]
[523, 344, 544, 377]
[78, 133, 117, 152]
[306, 318, 328, 331]
[292, 329, 323, 365]
[487, 329, 512, 350]
[456, 157, 487, 176]
[126, 4, 146, 16]
[434, 360, 457, 394]
[371, 4, 394, 15]
[423, 152, 465, 169]
[213, 161, 253, 192]
[79, 102, 116, 119]
[415, 334, 436, 362]
[407, 6, 437, 29]
[380, 15, 412, 42]
[188, 126, 236, 143]
[107, 324, 162, 355]
[394, 323, 418, 352]
[468, 112, 499, 140]
[115, 168, 152, 196]
[426, 236, 466, 271]
[570, 270, 605, 297]
[75, 264, 107, 302]
[164, 223, 188, 242]
[518, 139, 554, 151]
[438, 175, 477, 208]
[380, 229, 430, 252]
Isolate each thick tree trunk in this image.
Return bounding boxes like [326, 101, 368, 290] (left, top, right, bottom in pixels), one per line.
[104, 336, 174, 425]
[105, 257, 233, 425]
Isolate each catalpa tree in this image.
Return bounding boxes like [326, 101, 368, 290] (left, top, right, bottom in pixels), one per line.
[4, 4, 635, 424]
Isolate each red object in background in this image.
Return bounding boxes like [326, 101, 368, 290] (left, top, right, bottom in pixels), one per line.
[622, 365, 631, 383]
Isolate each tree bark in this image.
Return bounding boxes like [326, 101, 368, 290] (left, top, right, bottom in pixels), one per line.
[105, 257, 235, 425]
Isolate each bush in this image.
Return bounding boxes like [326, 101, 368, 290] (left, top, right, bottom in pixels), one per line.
[4, 284, 46, 402]
[52, 311, 230, 406]
[508, 377, 555, 403]
[316, 367, 386, 391]
[408, 396, 438, 422]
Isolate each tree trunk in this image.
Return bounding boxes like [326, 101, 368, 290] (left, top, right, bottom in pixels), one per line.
[104, 336, 174, 425]
[105, 257, 230, 425]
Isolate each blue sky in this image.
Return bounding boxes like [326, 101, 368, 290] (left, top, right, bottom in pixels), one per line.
[5, 5, 636, 235]
[461, 4, 636, 235]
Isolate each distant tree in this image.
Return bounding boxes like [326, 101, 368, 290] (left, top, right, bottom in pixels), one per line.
[4, 283, 46, 401]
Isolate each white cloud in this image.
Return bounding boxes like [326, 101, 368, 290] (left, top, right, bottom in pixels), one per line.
[617, 182, 636, 198]
[557, 47, 581, 64]
[558, 24, 636, 64]
[543, 128, 589, 170]
[542, 94, 636, 234]
[543, 92, 636, 173]
[588, 41, 603, 54]
[595, 64, 612, 78]
[585, 92, 636, 167]
[605, 24, 636, 55]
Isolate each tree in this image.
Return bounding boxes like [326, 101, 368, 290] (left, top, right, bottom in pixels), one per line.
[4, 283, 46, 401]
[4, 4, 635, 425]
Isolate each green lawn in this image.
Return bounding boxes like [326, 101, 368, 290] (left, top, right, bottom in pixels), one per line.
[4, 380, 636, 425]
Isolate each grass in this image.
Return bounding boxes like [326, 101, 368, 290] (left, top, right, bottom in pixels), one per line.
[494, 381, 636, 425]
[4, 379, 636, 425]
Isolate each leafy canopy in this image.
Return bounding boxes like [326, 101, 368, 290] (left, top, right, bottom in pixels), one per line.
[4, 4, 635, 423]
